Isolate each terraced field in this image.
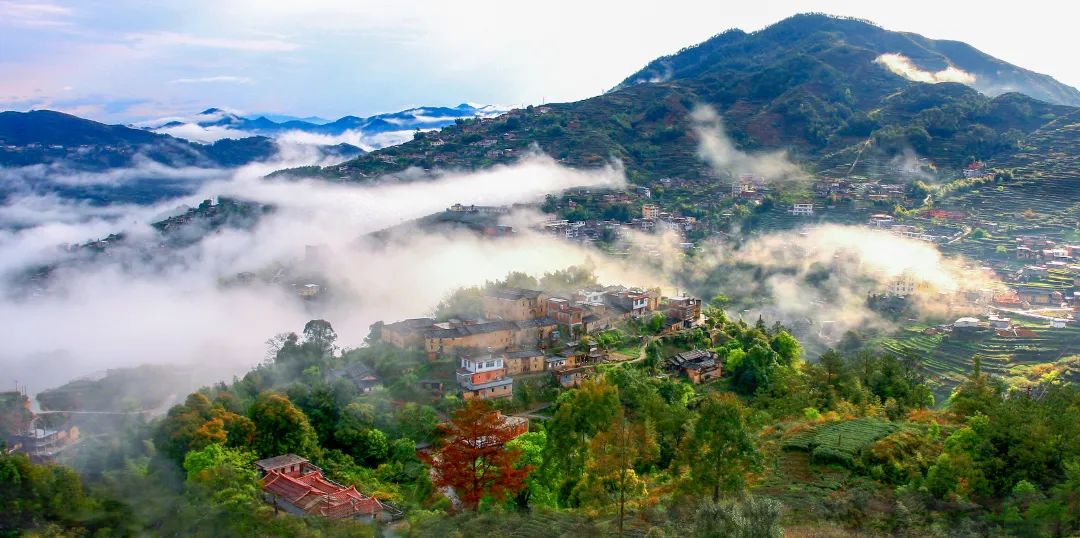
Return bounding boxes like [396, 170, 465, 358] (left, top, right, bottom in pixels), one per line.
[937, 174, 1080, 263]
[879, 321, 1080, 402]
[783, 418, 902, 467]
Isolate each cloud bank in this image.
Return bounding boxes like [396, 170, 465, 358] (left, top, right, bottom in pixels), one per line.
[0, 152, 635, 395]
[875, 53, 977, 85]
[691, 105, 807, 182]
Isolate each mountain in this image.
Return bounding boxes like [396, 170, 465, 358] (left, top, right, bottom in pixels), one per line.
[289, 14, 1080, 186]
[150, 103, 514, 147]
[617, 14, 1080, 107]
[0, 110, 363, 171]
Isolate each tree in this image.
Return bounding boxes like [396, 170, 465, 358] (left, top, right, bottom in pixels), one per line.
[691, 496, 783, 538]
[770, 331, 802, 365]
[249, 392, 320, 458]
[647, 313, 665, 334]
[506, 431, 555, 509]
[303, 319, 337, 354]
[575, 411, 658, 536]
[155, 393, 255, 462]
[426, 400, 529, 510]
[544, 378, 621, 490]
[680, 393, 761, 501]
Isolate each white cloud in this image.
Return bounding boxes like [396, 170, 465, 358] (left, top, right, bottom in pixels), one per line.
[0, 1, 73, 27]
[875, 53, 976, 85]
[169, 75, 254, 85]
[155, 123, 254, 143]
[125, 31, 299, 52]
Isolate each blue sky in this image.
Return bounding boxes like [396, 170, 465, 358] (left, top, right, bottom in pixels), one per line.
[3, 0, 1079, 124]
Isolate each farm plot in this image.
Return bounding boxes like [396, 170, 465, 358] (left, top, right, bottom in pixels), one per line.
[881, 321, 1080, 401]
[783, 418, 902, 468]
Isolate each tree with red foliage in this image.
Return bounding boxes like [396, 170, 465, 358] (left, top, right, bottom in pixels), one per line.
[425, 400, 529, 510]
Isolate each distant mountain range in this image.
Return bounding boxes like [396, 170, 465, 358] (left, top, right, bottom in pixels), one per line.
[0, 109, 363, 172]
[296, 14, 1080, 185]
[0, 103, 511, 173]
[149, 103, 514, 146]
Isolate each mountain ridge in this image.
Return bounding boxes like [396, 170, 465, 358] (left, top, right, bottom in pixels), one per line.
[0, 109, 363, 171]
[293, 13, 1080, 186]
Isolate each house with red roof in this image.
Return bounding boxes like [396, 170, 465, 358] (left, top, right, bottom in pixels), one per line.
[255, 454, 399, 522]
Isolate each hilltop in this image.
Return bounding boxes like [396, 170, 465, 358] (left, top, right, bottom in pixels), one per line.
[286, 14, 1080, 186]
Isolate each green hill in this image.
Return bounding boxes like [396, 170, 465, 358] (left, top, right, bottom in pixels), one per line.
[284, 14, 1080, 189]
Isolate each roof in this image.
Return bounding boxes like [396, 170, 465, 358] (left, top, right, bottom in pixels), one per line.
[668, 349, 719, 370]
[425, 320, 517, 339]
[460, 377, 514, 391]
[506, 349, 544, 359]
[486, 287, 544, 301]
[262, 469, 383, 519]
[673, 349, 712, 362]
[255, 454, 308, 472]
[383, 318, 436, 331]
[514, 317, 558, 329]
[327, 362, 380, 388]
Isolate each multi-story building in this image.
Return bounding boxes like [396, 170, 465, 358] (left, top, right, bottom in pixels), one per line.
[546, 296, 584, 336]
[423, 318, 558, 361]
[665, 296, 702, 328]
[483, 288, 546, 321]
[379, 318, 436, 348]
[457, 351, 513, 399]
[504, 349, 545, 375]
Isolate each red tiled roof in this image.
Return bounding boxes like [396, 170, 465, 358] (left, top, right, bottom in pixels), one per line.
[262, 470, 383, 519]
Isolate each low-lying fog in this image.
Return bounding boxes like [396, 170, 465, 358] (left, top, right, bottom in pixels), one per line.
[0, 146, 648, 396]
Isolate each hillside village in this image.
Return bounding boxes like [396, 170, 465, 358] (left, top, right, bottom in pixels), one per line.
[376, 285, 705, 399]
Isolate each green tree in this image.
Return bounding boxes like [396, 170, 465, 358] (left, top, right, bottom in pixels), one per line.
[303, 319, 337, 354]
[680, 393, 761, 501]
[249, 392, 320, 458]
[506, 431, 556, 509]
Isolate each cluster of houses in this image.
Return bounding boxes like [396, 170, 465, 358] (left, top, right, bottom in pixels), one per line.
[539, 207, 702, 246]
[1015, 236, 1080, 264]
[867, 214, 963, 243]
[1, 390, 80, 462]
[378, 286, 702, 399]
[812, 178, 908, 208]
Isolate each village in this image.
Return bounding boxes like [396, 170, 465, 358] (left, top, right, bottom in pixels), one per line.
[377, 285, 707, 398]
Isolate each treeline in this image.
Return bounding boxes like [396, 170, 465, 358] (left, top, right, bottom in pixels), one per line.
[6, 305, 1080, 535]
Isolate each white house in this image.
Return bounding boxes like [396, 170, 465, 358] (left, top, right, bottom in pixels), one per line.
[954, 317, 980, 329]
[789, 203, 814, 216]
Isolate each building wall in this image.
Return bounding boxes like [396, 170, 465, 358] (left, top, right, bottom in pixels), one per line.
[426, 330, 513, 359]
[466, 369, 505, 385]
[463, 383, 513, 400]
[511, 325, 556, 349]
[381, 327, 424, 348]
[505, 356, 545, 375]
[482, 295, 546, 321]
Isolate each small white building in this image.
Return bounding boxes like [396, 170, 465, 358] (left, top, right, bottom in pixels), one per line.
[789, 203, 814, 216]
[1050, 318, 1068, 329]
[988, 315, 1011, 330]
[869, 214, 895, 227]
[954, 317, 980, 329]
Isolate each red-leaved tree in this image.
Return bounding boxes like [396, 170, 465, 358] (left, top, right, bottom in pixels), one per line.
[425, 400, 529, 510]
